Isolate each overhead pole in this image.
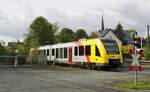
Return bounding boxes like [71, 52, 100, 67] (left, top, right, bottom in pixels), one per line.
[147, 25, 150, 48]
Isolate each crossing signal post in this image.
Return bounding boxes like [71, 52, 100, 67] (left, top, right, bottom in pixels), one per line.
[129, 36, 143, 87]
[134, 36, 142, 48]
[129, 48, 143, 71]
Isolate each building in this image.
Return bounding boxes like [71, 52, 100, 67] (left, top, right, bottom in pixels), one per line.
[7, 42, 18, 48]
[0, 40, 5, 46]
[98, 15, 133, 47]
[99, 29, 122, 47]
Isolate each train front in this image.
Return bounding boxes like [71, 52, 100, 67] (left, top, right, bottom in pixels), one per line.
[100, 39, 123, 69]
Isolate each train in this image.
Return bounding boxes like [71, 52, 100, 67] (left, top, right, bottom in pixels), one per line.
[30, 38, 123, 69]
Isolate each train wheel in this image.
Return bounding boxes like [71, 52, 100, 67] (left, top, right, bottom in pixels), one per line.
[83, 63, 90, 69]
[83, 63, 86, 69]
[91, 63, 96, 70]
[86, 63, 90, 69]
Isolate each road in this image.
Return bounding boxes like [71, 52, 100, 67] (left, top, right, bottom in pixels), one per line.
[0, 67, 149, 92]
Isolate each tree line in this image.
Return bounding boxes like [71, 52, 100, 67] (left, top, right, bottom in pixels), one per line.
[0, 16, 99, 55]
[24, 16, 99, 48]
[1, 16, 150, 56]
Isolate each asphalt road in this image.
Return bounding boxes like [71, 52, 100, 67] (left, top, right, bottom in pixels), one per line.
[0, 67, 149, 92]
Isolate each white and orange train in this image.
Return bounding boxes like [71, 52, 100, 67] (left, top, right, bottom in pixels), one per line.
[30, 38, 123, 69]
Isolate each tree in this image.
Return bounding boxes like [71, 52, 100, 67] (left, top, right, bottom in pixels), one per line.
[26, 16, 55, 47]
[0, 43, 7, 55]
[75, 29, 88, 40]
[89, 31, 99, 38]
[59, 28, 75, 43]
[122, 29, 136, 45]
[113, 23, 126, 41]
[52, 22, 59, 43]
[128, 29, 136, 38]
[24, 29, 39, 48]
[145, 36, 150, 48]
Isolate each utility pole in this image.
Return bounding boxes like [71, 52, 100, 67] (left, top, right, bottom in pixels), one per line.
[147, 25, 150, 48]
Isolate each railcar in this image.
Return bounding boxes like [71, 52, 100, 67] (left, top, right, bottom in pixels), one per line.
[30, 38, 123, 69]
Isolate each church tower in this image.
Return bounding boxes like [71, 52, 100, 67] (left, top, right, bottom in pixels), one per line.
[98, 15, 105, 37]
[101, 15, 105, 31]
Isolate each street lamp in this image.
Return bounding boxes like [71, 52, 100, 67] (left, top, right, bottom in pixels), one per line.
[14, 49, 18, 67]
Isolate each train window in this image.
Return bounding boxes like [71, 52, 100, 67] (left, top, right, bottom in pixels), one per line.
[60, 48, 63, 58]
[40, 50, 42, 55]
[56, 48, 59, 58]
[101, 39, 119, 54]
[44, 50, 46, 55]
[39, 50, 41, 54]
[42, 50, 44, 55]
[64, 48, 67, 58]
[74, 47, 78, 56]
[79, 46, 84, 56]
[47, 49, 49, 55]
[85, 45, 91, 56]
[52, 49, 55, 56]
[95, 45, 100, 56]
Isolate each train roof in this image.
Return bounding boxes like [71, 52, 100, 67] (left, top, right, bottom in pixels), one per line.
[38, 45, 51, 50]
[38, 38, 116, 49]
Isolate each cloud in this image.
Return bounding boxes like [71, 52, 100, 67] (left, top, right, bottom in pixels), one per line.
[91, 0, 150, 36]
[0, 0, 150, 43]
[0, 11, 27, 38]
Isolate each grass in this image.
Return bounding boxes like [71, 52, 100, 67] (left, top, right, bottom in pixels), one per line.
[115, 78, 150, 91]
[48, 65, 80, 71]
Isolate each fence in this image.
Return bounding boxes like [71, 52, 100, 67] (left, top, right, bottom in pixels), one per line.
[0, 55, 14, 65]
[0, 55, 27, 67]
[0, 54, 48, 67]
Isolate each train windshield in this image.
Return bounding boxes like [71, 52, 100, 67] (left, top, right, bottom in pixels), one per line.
[101, 39, 119, 54]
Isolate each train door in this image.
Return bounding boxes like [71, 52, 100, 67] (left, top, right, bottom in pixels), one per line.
[68, 47, 72, 64]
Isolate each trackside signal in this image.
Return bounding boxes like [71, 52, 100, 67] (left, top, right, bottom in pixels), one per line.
[129, 47, 143, 87]
[129, 33, 143, 87]
[134, 36, 141, 48]
[129, 48, 143, 71]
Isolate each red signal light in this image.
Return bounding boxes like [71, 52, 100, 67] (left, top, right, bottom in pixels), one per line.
[138, 65, 143, 71]
[138, 49, 143, 56]
[129, 65, 134, 71]
[129, 49, 134, 55]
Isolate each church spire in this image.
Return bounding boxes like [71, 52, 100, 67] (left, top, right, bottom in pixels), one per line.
[101, 15, 104, 30]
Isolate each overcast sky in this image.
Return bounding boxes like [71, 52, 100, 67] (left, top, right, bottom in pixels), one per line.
[0, 0, 150, 43]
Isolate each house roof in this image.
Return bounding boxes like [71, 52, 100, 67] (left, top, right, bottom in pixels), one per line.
[122, 30, 129, 36]
[99, 29, 134, 45]
[100, 29, 130, 38]
[99, 29, 111, 38]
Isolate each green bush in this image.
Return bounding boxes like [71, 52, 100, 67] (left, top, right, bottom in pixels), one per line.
[31, 54, 46, 65]
[17, 56, 27, 65]
[122, 53, 132, 59]
[121, 46, 132, 59]
[143, 48, 150, 60]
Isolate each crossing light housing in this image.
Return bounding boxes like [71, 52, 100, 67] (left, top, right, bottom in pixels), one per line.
[134, 36, 141, 48]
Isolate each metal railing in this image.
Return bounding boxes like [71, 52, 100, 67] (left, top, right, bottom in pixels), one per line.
[0, 55, 27, 67]
[0, 55, 48, 69]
